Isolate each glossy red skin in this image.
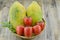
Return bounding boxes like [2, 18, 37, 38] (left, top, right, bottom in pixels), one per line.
[24, 27, 32, 37]
[37, 21, 45, 31]
[16, 25, 24, 35]
[23, 17, 32, 26]
[33, 25, 41, 35]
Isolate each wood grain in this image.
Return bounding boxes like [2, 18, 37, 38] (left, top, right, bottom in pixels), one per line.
[0, 0, 60, 40]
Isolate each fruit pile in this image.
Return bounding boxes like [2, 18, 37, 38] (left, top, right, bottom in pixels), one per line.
[9, 1, 45, 37]
[16, 17, 45, 37]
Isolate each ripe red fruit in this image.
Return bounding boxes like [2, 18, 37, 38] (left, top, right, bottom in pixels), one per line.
[24, 27, 32, 37]
[16, 25, 24, 35]
[33, 25, 41, 35]
[23, 17, 32, 26]
[37, 21, 45, 31]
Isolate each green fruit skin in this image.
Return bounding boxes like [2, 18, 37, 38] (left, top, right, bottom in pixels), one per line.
[9, 1, 26, 29]
[27, 1, 43, 25]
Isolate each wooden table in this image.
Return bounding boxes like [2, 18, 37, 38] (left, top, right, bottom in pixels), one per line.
[0, 0, 60, 40]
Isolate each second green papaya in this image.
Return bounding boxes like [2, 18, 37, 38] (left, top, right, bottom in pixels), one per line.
[27, 1, 43, 25]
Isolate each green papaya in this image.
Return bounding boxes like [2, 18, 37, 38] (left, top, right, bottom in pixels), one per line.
[9, 1, 26, 29]
[27, 1, 43, 25]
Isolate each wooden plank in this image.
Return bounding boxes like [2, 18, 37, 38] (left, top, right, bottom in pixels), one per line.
[54, 0, 60, 40]
[42, 0, 58, 40]
[0, 0, 59, 40]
